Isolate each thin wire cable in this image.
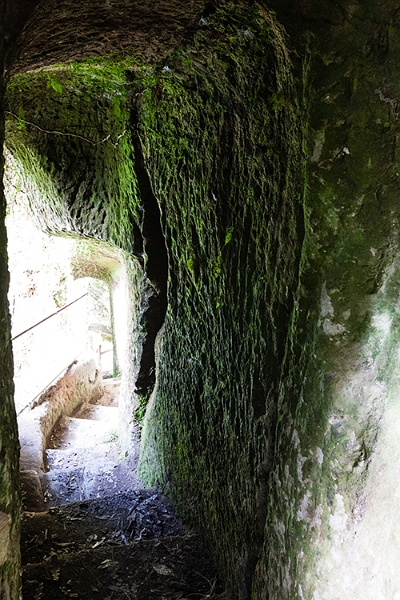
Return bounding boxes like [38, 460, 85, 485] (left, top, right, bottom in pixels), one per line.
[11, 293, 88, 341]
[5, 111, 127, 147]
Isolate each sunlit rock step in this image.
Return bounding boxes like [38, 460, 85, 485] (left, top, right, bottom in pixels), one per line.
[46, 443, 120, 471]
[41, 455, 139, 507]
[73, 404, 119, 421]
[50, 411, 119, 450]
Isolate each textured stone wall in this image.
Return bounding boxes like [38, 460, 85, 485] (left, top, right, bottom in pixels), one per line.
[0, 3, 22, 597]
[136, 5, 305, 597]
[9, 0, 205, 75]
[253, 1, 400, 598]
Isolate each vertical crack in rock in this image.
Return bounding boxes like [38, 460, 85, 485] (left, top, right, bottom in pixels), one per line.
[130, 104, 168, 397]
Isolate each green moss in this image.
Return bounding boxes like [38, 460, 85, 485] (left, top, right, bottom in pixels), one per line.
[135, 2, 306, 594]
[46, 74, 63, 95]
[5, 64, 141, 252]
[71, 239, 122, 283]
[186, 256, 196, 273]
[224, 226, 234, 245]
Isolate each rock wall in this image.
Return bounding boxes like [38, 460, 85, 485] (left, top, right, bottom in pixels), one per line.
[136, 5, 305, 597]
[0, 3, 21, 597]
[253, 1, 400, 598]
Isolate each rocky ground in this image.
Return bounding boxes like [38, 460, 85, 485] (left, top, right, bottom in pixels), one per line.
[40, 378, 138, 508]
[21, 380, 226, 600]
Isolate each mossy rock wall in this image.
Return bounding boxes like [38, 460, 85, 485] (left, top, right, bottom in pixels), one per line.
[5, 65, 141, 252]
[251, 2, 400, 598]
[0, 9, 22, 598]
[137, 4, 305, 597]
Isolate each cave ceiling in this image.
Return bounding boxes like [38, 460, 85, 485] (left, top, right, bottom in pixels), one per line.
[5, 0, 208, 75]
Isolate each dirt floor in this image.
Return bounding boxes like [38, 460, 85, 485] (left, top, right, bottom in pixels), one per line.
[22, 493, 224, 600]
[21, 379, 227, 599]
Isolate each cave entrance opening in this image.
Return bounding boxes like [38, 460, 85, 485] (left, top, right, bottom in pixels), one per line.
[3, 155, 139, 512]
[1, 143, 218, 600]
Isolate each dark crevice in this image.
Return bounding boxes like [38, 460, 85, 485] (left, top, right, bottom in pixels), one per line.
[130, 102, 168, 397]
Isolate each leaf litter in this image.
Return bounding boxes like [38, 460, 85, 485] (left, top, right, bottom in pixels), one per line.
[22, 490, 228, 599]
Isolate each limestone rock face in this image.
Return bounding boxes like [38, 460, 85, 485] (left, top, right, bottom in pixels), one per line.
[2, 1, 400, 599]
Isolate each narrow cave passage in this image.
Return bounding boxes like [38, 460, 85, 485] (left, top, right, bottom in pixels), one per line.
[1, 2, 307, 594]
[4, 2, 400, 599]
[4, 164, 222, 599]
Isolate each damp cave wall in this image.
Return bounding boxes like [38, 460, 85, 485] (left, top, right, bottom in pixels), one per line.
[135, 7, 305, 598]
[0, 3, 22, 598]
[3, 1, 400, 599]
[252, 2, 400, 599]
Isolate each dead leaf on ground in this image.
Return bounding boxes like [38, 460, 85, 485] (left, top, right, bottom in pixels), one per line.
[99, 558, 119, 569]
[153, 564, 174, 576]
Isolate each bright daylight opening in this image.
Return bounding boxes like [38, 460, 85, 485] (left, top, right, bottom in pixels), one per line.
[4, 153, 135, 510]
[3, 152, 215, 600]
[7, 197, 106, 416]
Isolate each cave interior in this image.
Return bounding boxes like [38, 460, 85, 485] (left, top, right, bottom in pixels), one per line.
[2, 1, 400, 599]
